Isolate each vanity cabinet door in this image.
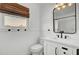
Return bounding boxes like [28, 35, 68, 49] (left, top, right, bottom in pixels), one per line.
[57, 44, 73, 55]
[44, 40, 58, 55]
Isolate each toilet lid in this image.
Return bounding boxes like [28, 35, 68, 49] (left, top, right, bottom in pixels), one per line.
[31, 44, 43, 50]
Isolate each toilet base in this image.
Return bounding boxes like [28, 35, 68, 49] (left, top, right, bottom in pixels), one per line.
[32, 51, 43, 55]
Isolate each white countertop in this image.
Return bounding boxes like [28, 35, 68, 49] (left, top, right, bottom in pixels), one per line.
[41, 37, 79, 48]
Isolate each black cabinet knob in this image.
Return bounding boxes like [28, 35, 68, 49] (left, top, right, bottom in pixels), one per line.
[64, 52, 66, 54]
[17, 29, 20, 31]
[24, 29, 26, 31]
[8, 29, 11, 31]
[48, 29, 50, 31]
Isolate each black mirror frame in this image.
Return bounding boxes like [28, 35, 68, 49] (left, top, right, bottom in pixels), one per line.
[53, 3, 77, 34]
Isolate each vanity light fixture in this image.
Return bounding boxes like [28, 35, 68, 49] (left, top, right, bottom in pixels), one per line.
[60, 3, 64, 6]
[55, 3, 72, 10]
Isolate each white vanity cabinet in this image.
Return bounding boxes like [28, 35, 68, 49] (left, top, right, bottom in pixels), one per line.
[44, 40, 58, 55]
[44, 40, 79, 55]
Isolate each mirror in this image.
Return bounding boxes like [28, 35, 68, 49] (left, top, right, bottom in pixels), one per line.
[53, 3, 76, 34]
[4, 14, 28, 28]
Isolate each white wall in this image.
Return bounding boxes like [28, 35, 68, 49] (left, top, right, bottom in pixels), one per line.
[0, 3, 40, 55]
[40, 3, 79, 46]
[40, 3, 56, 37]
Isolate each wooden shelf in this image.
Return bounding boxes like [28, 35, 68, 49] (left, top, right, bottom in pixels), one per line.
[0, 3, 29, 18]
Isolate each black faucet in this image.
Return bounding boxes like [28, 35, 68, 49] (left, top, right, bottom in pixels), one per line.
[59, 31, 64, 38]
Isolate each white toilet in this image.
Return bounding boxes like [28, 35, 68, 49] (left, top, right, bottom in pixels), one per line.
[30, 44, 43, 55]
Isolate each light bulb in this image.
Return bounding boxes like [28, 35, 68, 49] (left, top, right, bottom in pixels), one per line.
[57, 7, 61, 10]
[68, 3, 72, 6]
[55, 4, 58, 8]
[62, 5, 66, 9]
